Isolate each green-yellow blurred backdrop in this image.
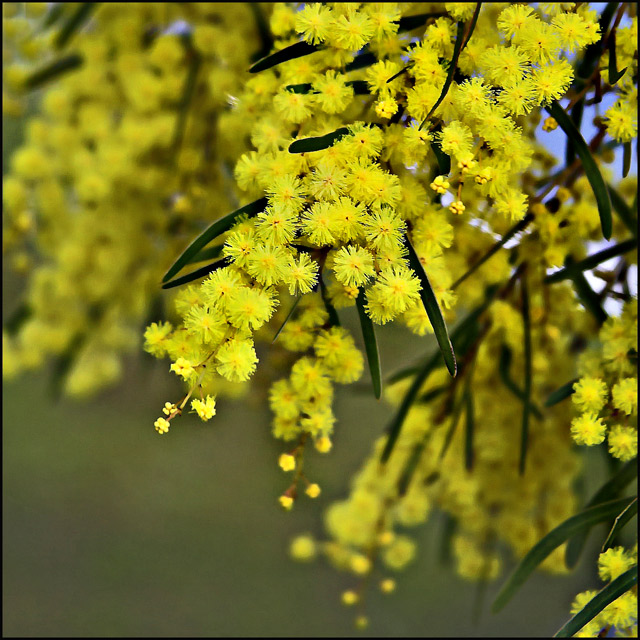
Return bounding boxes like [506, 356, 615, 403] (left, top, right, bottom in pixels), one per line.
[1, 105, 620, 638]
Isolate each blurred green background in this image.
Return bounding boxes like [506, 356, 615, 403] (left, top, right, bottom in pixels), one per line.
[1, 103, 618, 638]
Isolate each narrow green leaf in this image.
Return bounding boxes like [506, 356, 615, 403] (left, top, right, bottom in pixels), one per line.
[397, 441, 426, 496]
[622, 141, 631, 178]
[381, 351, 440, 463]
[285, 83, 313, 94]
[247, 2, 274, 62]
[546, 101, 613, 240]
[44, 3, 67, 28]
[319, 274, 340, 327]
[288, 127, 350, 153]
[565, 459, 638, 568]
[519, 273, 532, 475]
[397, 12, 446, 33]
[162, 259, 228, 290]
[4, 303, 32, 336]
[387, 64, 412, 83]
[50, 332, 86, 399]
[406, 236, 456, 377]
[492, 497, 636, 613]
[162, 197, 267, 283]
[272, 295, 302, 344]
[430, 138, 451, 175]
[24, 54, 83, 89]
[498, 346, 543, 420]
[348, 80, 370, 95]
[172, 44, 201, 153]
[419, 20, 466, 129]
[54, 2, 98, 49]
[344, 50, 376, 72]
[608, 185, 637, 235]
[545, 238, 637, 284]
[464, 385, 474, 471]
[607, 30, 627, 85]
[544, 378, 578, 407]
[387, 363, 424, 384]
[418, 385, 448, 404]
[439, 394, 465, 461]
[186, 243, 224, 265]
[452, 213, 533, 290]
[570, 269, 608, 325]
[602, 498, 638, 552]
[554, 566, 638, 638]
[356, 289, 382, 399]
[249, 40, 321, 74]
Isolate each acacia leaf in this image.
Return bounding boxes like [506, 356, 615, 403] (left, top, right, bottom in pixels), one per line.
[608, 185, 637, 235]
[608, 30, 627, 85]
[492, 497, 636, 613]
[272, 295, 301, 344]
[249, 40, 321, 73]
[565, 459, 638, 568]
[544, 378, 578, 407]
[55, 2, 98, 49]
[546, 101, 612, 240]
[519, 273, 532, 475]
[24, 54, 83, 89]
[356, 289, 382, 399]
[602, 497, 638, 552]
[406, 236, 456, 377]
[545, 238, 637, 284]
[162, 259, 229, 289]
[554, 566, 638, 638]
[464, 385, 474, 471]
[288, 127, 350, 153]
[162, 197, 267, 283]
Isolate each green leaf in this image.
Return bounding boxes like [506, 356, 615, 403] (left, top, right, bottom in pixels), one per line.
[464, 385, 474, 471]
[186, 243, 224, 265]
[381, 350, 440, 463]
[544, 378, 578, 407]
[44, 2, 67, 28]
[286, 83, 313, 94]
[545, 238, 637, 284]
[419, 385, 448, 404]
[430, 137, 451, 175]
[397, 440, 426, 496]
[565, 458, 638, 568]
[249, 40, 321, 73]
[602, 497, 638, 552]
[608, 185, 637, 235]
[439, 393, 465, 460]
[24, 54, 83, 89]
[161, 259, 228, 290]
[607, 30, 627, 85]
[172, 42, 202, 153]
[419, 20, 466, 129]
[498, 346, 543, 420]
[247, 2, 274, 62]
[397, 12, 447, 33]
[519, 273, 532, 475]
[452, 213, 533, 290]
[546, 101, 613, 240]
[288, 127, 350, 153]
[554, 566, 638, 638]
[285, 80, 369, 95]
[319, 274, 340, 327]
[162, 197, 267, 283]
[54, 2, 98, 49]
[4, 302, 32, 336]
[406, 236, 456, 377]
[344, 50, 377, 72]
[492, 497, 636, 613]
[622, 141, 632, 178]
[570, 269, 608, 325]
[386, 64, 412, 83]
[272, 295, 302, 344]
[356, 289, 382, 399]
